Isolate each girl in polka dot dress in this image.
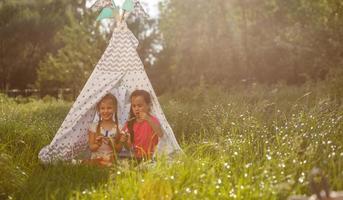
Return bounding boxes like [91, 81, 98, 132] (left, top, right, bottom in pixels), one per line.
[86, 94, 121, 166]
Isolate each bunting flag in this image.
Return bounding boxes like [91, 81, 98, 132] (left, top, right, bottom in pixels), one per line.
[122, 0, 134, 12]
[96, 7, 119, 21]
[91, 0, 149, 20]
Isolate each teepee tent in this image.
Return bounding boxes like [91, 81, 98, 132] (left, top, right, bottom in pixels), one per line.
[38, 0, 181, 163]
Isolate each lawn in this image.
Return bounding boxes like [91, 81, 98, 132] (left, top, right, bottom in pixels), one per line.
[0, 83, 342, 200]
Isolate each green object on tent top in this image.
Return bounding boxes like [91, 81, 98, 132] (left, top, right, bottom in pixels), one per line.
[96, 6, 119, 21]
[122, 0, 134, 12]
[96, 0, 118, 21]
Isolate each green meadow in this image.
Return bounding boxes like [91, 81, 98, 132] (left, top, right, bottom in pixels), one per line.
[0, 83, 342, 200]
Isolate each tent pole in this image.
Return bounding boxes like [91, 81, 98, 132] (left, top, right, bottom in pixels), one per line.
[120, 10, 126, 23]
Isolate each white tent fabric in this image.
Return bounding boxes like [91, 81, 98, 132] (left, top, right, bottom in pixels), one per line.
[38, 22, 181, 163]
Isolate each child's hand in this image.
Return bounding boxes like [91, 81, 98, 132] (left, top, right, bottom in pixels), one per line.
[102, 137, 110, 144]
[95, 136, 103, 145]
[119, 131, 128, 143]
[138, 112, 149, 121]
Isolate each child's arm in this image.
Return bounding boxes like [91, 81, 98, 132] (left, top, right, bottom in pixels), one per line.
[118, 125, 133, 149]
[88, 131, 102, 152]
[120, 132, 132, 149]
[111, 131, 132, 151]
[113, 134, 123, 152]
[140, 112, 163, 137]
[146, 116, 163, 137]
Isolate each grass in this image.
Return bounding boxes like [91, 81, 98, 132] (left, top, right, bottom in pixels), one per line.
[0, 83, 342, 200]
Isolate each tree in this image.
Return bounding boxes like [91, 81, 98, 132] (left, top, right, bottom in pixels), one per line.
[36, 8, 107, 96]
[154, 0, 343, 90]
[0, 0, 87, 91]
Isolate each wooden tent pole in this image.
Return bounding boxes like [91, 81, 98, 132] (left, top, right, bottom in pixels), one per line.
[120, 10, 126, 23]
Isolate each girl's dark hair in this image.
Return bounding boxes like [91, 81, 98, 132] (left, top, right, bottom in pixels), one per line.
[96, 94, 119, 136]
[127, 90, 151, 142]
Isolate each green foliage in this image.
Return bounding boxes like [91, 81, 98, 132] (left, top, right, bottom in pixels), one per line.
[0, 0, 160, 93]
[154, 0, 343, 92]
[0, 0, 87, 90]
[36, 11, 107, 93]
[2, 0, 343, 93]
[0, 84, 342, 199]
[0, 152, 27, 199]
[326, 66, 343, 102]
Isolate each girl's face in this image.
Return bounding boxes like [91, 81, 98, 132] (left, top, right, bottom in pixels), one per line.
[131, 96, 150, 117]
[98, 99, 116, 121]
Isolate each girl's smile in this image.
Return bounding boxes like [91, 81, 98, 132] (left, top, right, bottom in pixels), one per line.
[99, 99, 115, 121]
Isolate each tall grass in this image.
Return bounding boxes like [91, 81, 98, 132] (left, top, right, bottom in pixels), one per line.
[0, 83, 342, 200]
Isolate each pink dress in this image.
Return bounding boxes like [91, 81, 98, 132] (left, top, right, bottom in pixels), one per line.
[123, 115, 160, 159]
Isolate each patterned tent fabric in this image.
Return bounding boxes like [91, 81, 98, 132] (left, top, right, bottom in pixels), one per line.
[38, 22, 182, 163]
[132, 0, 149, 18]
[91, 0, 112, 11]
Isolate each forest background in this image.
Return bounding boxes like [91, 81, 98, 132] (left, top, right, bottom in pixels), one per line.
[1, 0, 343, 96]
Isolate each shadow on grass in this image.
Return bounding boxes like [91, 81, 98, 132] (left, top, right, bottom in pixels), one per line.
[15, 163, 110, 200]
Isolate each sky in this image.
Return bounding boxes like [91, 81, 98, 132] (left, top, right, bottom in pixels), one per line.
[86, 0, 162, 17]
[141, 0, 161, 17]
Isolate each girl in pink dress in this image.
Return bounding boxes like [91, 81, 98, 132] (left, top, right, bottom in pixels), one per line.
[118, 90, 163, 162]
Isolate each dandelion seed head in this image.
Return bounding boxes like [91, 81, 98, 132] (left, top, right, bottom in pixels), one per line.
[298, 176, 304, 183]
[245, 163, 252, 168]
